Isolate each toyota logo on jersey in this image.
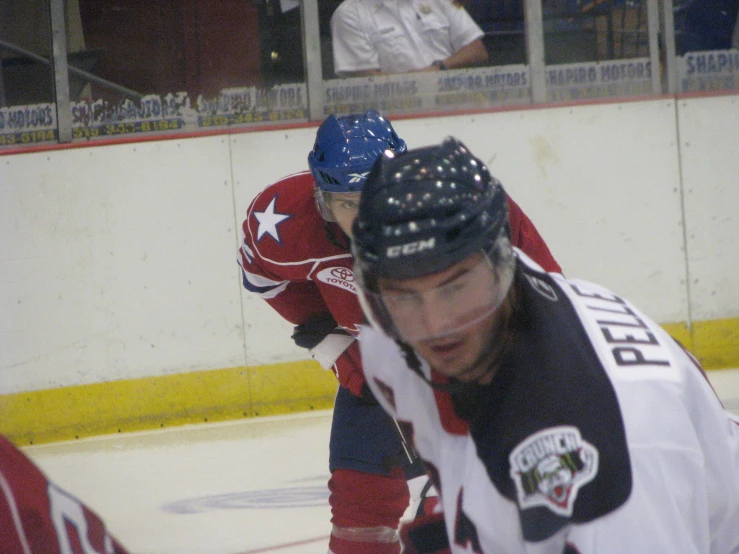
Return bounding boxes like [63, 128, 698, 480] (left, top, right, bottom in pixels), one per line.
[330, 267, 354, 282]
[316, 266, 357, 294]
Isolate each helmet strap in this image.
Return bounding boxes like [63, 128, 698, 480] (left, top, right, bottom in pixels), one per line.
[325, 222, 351, 252]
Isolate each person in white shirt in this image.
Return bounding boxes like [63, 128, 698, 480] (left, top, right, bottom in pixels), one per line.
[331, 0, 488, 77]
[350, 137, 739, 553]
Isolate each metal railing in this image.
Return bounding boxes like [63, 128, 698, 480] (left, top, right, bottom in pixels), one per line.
[0, 0, 713, 149]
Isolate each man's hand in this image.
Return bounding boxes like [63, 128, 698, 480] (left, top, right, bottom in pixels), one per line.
[291, 312, 341, 349]
[292, 313, 377, 401]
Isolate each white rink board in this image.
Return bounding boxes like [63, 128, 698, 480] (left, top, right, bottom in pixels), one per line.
[1, 94, 738, 394]
[677, 95, 739, 321]
[390, 100, 687, 322]
[0, 137, 246, 392]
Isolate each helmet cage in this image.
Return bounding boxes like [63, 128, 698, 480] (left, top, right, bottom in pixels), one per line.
[357, 230, 515, 341]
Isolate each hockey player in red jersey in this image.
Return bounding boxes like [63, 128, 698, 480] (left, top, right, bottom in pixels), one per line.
[238, 111, 561, 554]
[352, 137, 739, 553]
[0, 433, 130, 554]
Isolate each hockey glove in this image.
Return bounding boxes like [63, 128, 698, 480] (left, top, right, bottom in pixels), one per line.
[399, 512, 450, 554]
[292, 312, 357, 381]
[291, 312, 341, 349]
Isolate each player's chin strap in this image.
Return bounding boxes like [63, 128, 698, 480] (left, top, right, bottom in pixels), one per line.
[325, 222, 351, 252]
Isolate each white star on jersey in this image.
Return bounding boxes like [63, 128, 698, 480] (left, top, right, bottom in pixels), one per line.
[254, 196, 291, 243]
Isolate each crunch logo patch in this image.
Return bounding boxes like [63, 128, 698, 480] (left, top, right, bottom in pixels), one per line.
[509, 426, 598, 517]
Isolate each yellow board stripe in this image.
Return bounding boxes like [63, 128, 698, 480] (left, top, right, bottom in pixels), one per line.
[0, 361, 337, 446]
[1, 318, 737, 446]
[661, 318, 739, 369]
[692, 319, 739, 369]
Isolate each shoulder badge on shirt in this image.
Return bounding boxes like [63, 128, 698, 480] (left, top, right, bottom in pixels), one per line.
[524, 273, 559, 302]
[509, 426, 599, 517]
[253, 195, 291, 244]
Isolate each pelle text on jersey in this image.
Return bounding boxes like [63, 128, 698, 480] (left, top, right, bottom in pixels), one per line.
[570, 283, 679, 382]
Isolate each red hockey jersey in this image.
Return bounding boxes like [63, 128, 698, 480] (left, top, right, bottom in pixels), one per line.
[0, 434, 129, 554]
[239, 171, 560, 396]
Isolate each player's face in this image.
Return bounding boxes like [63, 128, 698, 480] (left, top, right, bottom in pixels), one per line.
[377, 253, 512, 384]
[327, 192, 361, 239]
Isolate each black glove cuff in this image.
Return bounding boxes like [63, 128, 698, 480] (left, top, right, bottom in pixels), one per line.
[291, 312, 339, 349]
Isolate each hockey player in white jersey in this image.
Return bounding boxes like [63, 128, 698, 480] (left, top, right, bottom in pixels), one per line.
[350, 137, 739, 553]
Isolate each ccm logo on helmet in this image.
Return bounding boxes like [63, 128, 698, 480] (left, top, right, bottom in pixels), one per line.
[386, 238, 436, 258]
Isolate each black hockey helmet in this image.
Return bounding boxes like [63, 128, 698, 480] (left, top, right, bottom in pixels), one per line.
[352, 137, 515, 340]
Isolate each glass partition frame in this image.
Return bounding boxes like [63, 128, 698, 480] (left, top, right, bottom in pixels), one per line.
[1, 0, 737, 151]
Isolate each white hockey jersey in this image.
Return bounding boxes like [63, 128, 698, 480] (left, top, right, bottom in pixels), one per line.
[360, 251, 739, 553]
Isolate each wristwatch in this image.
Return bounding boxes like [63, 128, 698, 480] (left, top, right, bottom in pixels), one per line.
[432, 60, 447, 70]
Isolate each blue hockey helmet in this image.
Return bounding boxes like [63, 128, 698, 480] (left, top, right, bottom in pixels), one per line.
[351, 137, 515, 341]
[308, 110, 407, 195]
